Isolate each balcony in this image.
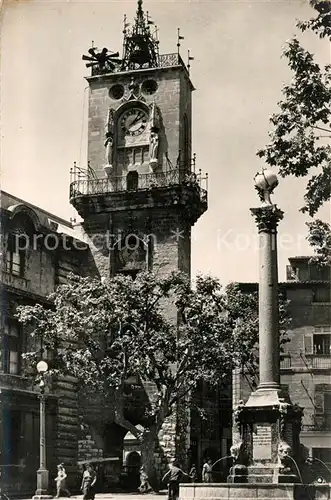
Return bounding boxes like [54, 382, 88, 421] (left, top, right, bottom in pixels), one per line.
[70, 168, 207, 199]
[1, 271, 31, 292]
[306, 355, 331, 370]
[280, 355, 292, 370]
[70, 167, 208, 222]
[91, 52, 188, 77]
[0, 372, 34, 392]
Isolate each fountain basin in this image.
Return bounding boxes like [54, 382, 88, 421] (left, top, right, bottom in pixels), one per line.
[180, 482, 330, 500]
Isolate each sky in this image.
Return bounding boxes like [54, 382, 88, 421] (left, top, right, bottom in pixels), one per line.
[1, 0, 330, 284]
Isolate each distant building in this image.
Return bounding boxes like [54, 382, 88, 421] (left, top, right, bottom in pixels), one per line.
[237, 256, 331, 478]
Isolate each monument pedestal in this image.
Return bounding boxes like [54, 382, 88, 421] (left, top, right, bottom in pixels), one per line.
[229, 388, 304, 485]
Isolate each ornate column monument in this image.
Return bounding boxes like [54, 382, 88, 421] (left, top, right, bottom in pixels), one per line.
[230, 168, 303, 484]
[180, 169, 331, 500]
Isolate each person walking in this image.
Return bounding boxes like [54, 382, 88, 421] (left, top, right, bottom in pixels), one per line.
[202, 459, 213, 483]
[81, 463, 97, 500]
[138, 466, 151, 493]
[162, 459, 191, 500]
[189, 465, 197, 482]
[55, 464, 71, 498]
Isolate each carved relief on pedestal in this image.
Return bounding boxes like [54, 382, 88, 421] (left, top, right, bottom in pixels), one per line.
[277, 441, 292, 474]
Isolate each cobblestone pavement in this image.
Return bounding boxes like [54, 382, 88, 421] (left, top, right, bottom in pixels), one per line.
[73, 493, 168, 500]
[15, 491, 169, 500]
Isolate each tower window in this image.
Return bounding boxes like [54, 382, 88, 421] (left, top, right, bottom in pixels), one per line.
[127, 171, 139, 190]
[141, 79, 158, 95]
[183, 113, 189, 169]
[109, 84, 125, 100]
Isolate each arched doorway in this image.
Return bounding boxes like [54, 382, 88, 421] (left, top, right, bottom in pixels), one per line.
[126, 450, 141, 489]
[126, 171, 139, 190]
[122, 425, 143, 490]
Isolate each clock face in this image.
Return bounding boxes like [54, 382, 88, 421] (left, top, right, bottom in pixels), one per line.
[120, 107, 148, 136]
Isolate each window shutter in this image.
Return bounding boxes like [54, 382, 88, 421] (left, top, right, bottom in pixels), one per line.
[304, 334, 313, 354]
[314, 384, 325, 414]
[315, 384, 331, 414]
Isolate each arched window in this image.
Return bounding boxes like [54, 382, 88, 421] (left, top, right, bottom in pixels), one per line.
[6, 214, 34, 278]
[183, 113, 189, 169]
[126, 171, 139, 191]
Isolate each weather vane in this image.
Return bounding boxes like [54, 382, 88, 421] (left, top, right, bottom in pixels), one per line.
[82, 46, 122, 74]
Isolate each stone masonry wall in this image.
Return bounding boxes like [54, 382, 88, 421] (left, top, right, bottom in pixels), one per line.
[87, 67, 182, 178]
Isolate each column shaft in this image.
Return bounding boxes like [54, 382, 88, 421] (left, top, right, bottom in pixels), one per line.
[258, 228, 280, 389]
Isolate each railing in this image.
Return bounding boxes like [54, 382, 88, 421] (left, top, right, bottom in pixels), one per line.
[307, 355, 331, 369]
[70, 168, 208, 201]
[286, 264, 331, 282]
[280, 356, 292, 369]
[90, 53, 187, 76]
[1, 271, 31, 291]
[0, 373, 34, 392]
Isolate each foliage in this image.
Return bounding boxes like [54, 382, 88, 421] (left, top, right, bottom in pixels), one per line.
[257, 0, 331, 264]
[16, 271, 290, 483]
[17, 271, 290, 413]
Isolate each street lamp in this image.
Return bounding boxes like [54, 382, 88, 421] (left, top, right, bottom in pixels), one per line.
[33, 360, 52, 499]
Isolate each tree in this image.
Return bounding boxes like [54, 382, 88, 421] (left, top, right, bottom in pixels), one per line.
[257, 0, 331, 265]
[16, 271, 288, 487]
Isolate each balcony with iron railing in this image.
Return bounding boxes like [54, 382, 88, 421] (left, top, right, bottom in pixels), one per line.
[91, 53, 189, 77]
[70, 166, 208, 203]
[280, 354, 331, 371]
[306, 355, 331, 370]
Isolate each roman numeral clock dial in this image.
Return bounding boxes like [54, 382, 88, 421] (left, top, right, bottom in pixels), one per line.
[120, 107, 148, 136]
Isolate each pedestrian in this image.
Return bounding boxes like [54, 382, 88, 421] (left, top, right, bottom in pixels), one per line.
[189, 465, 197, 482]
[162, 459, 191, 500]
[138, 466, 151, 493]
[202, 458, 213, 483]
[81, 463, 97, 500]
[55, 464, 71, 498]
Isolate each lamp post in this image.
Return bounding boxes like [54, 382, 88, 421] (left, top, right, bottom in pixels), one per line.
[33, 360, 52, 499]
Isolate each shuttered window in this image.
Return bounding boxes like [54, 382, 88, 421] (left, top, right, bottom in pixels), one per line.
[314, 327, 331, 355]
[304, 334, 313, 354]
[314, 384, 331, 416]
[304, 328, 331, 355]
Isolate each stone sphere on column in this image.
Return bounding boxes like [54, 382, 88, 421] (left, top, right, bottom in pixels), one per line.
[254, 169, 278, 192]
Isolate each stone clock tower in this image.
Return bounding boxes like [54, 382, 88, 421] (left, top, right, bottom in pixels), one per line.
[70, 0, 207, 468]
[70, 0, 207, 284]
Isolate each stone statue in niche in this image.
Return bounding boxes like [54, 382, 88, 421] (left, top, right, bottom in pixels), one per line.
[149, 131, 159, 170]
[104, 107, 115, 177]
[149, 102, 161, 171]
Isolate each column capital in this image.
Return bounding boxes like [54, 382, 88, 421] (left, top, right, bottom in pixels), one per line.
[250, 204, 284, 233]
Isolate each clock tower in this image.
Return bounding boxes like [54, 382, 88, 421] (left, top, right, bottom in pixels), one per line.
[70, 0, 207, 467]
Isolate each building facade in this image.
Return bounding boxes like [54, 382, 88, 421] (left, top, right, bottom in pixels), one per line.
[0, 191, 89, 495]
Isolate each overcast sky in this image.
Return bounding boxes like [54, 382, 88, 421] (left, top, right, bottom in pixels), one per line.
[1, 0, 329, 284]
